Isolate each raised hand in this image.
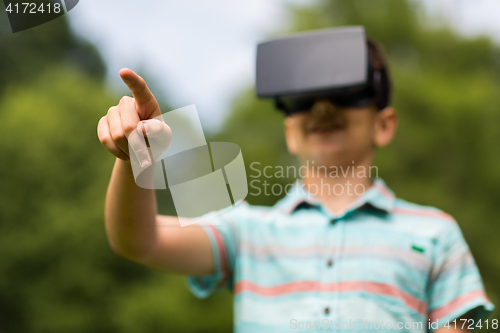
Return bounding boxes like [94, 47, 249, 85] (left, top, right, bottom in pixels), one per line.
[97, 69, 171, 167]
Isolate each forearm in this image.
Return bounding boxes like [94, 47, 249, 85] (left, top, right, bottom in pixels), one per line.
[99, 69, 214, 274]
[104, 158, 158, 260]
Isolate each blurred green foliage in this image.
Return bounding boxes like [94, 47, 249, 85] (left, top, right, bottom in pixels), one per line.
[0, 0, 499, 332]
[0, 13, 104, 95]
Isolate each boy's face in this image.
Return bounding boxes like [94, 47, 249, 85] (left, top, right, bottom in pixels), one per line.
[284, 99, 397, 168]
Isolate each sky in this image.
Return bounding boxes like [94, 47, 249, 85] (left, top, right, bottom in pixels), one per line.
[66, 0, 500, 131]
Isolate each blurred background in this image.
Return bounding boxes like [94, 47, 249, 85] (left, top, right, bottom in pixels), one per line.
[1, 0, 499, 332]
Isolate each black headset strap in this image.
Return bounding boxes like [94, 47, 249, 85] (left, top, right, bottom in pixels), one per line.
[367, 44, 388, 111]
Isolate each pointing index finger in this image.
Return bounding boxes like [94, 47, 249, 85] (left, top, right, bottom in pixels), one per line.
[119, 68, 160, 118]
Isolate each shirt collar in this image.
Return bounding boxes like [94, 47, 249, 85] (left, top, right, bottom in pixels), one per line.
[274, 178, 395, 216]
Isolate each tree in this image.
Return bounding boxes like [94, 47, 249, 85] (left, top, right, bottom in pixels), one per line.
[0, 13, 105, 96]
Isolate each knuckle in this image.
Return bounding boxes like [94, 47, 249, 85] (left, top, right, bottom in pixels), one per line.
[122, 122, 137, 135]
[110, 130, 126, 143]
[97, 116, 107, 128]
[119, 96, 131, 105]
[100, 135, 112, 146]
[108, 106, 118, 115]
[100, 134, 117, 149]
[120, 96, 136, 111]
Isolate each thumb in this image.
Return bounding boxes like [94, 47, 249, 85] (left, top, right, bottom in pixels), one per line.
[139, 118, 172, 162]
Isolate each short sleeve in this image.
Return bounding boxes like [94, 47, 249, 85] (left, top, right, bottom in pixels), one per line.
[428, 222, 494, 330]
[185, 206, 240, 299]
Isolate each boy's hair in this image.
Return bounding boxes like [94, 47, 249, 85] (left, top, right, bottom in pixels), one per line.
[367, 37, 392, 108]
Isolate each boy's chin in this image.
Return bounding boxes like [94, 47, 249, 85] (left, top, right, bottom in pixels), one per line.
[305, 153, 352, 169]
[308, 145, 345, 160]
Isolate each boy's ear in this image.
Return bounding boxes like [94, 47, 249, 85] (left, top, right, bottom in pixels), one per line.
[284, 117, 298, 154]
[374, 107, 398, 148]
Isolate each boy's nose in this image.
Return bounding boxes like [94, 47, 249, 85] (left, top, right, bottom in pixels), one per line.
[310, 99, 340, 117]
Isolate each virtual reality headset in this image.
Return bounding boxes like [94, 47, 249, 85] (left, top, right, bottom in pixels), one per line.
[255, 26, 390, 115]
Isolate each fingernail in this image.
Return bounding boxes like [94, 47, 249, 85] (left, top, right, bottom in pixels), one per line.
[140, 159, 151, 167]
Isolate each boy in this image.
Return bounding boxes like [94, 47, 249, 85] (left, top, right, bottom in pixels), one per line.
[97, 27, 494, 332]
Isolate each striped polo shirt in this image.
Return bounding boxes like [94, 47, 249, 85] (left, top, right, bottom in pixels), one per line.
[186, 179, 494, 332]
